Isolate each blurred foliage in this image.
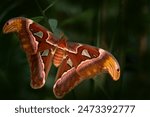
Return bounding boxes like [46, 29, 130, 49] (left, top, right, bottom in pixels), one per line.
[0, 0, 150, 99]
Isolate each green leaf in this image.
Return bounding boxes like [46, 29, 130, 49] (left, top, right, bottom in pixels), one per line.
[53, 28, 62, 38]
[48, 19, 58, 33]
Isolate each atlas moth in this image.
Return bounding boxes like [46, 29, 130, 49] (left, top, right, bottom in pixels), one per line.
[3, 17, 120, 98]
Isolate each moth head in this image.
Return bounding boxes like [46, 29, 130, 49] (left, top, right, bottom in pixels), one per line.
[3, 17, 23, 33]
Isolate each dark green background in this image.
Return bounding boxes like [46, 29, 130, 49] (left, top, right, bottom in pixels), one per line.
[0, 0, 150, 99]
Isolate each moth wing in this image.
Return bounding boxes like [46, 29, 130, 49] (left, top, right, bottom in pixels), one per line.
[66, 43, 120, 80]
[28, 48, 53, 89]
[53, 55, 81, 98]
[53, 43, 120, 98]
[53, 43, 99, 98]
[27, 53, 45, 89]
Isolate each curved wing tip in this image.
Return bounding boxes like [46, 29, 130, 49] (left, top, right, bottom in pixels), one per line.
[30, 79, 45, 89]
[110, 63, 120, 81]
[99, 49, 121, 81]
[3, 17, 28, 33]
[53, 84, 64, 99]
